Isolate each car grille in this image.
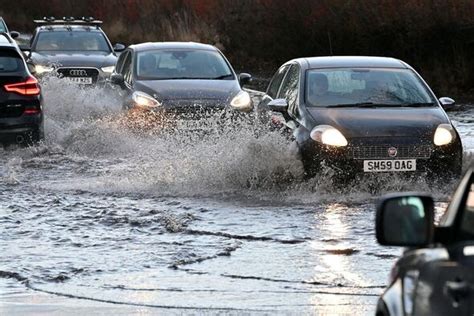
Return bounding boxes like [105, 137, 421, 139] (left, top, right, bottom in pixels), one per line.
[350, 144, 433, 159]
[57, 68, 99, 82]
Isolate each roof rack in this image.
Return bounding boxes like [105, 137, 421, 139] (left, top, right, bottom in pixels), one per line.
[33, 16, 103, 28]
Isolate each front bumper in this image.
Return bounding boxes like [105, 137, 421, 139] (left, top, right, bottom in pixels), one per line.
[299, 139, 463, 177]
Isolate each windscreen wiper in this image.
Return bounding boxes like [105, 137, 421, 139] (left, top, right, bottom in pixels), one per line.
[400, 102, 435, 107]
[212, 74, 233, 80]
[326, 102, 377, 108]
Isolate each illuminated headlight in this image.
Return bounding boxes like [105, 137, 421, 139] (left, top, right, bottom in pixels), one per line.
[132, 91, 161, 108]
[403, 270, 419, 316]
[230, 91, 252, 112]
[310, 125, 348, 147]
[35, 65, 54, 74]
[101, 66, 115, 73]
[434, 124, 455, 146]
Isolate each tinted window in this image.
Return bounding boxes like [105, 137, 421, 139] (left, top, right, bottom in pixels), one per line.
[305, 68, 434, 107]
[278, 64, 300, 114]
[115, 50, 129, 74]
[0, 51, 24, 73]
[121, 53, 133, 84]
[135, 50, 233, 80]
[267, 65, 288, 98]
[35, 31, 110, 52]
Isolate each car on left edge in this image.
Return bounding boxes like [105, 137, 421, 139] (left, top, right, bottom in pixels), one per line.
[24, 17, 125, 85]
[0, 32, 43, 145]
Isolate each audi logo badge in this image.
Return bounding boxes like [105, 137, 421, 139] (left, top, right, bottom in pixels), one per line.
[69, 69, 87, 77]
[388, 147, 398, 157]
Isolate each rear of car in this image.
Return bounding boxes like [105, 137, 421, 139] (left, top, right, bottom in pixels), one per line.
[0, 34, 43, 145]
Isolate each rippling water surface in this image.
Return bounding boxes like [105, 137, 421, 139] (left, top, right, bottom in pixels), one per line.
[1, 80, 473, 315]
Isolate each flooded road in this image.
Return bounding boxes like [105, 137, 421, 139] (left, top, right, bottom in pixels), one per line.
[1, 80, 473, 315]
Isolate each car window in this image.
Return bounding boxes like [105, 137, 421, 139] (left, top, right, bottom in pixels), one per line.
[267, 65, 289, 99]
[135, 49, 233, 80]
[115, 50, 129, 74]
[278, 63, 300, 115]
[0, 20, 6, 33]
[460, 181, 474, 237]
[0, 51, 24, 73]
[305, 68, 434, 107]
[34, 31, 111, 52]
[122, 53, 133, 84]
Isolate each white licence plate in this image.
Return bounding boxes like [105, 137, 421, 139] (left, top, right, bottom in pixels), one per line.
[68, 77, 93, 84]
[363, 159, 416, 172]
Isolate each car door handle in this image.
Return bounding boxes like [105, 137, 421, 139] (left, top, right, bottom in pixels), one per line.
[444, 281, 470, 299]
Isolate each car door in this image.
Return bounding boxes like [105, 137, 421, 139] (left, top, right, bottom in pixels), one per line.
[257, 65, 289, 126]
[413, 168, 474, 315]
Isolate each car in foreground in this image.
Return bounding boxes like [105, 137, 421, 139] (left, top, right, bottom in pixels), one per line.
[375, 164, 474, 315]
[109, 42, 253, 130]
[0, 17, 20, 39]
[0, 32, 43, 145]
[24, 17, 124, 85]
[258, 56, 463, 179]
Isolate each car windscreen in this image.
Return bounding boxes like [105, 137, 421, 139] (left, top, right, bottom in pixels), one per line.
[34, 31, 111, 52]
[0, 21, 6, 33]
[0, 51, 24, 73]
[135, 49, 234, 80]
[305, 68, 434, 107]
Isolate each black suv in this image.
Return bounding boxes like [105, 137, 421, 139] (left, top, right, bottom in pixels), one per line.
[0, 33, 43, 145]
[25, 17, 125, 85]
[375, 164, 474, 315]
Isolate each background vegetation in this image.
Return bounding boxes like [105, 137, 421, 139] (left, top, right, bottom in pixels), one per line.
[1, 0, 474, 95]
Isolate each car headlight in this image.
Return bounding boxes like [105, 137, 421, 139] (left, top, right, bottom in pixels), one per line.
[230, 91, 252, 112]
[132, 91, 161, 108]
[310, 125, 348, 147]
[101, 66, 115, 73]
[403, 270, 419, 316]
[35, 65, 54, 74]
[434, 124, 455, 146]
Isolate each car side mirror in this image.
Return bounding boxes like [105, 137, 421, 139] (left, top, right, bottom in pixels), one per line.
[27, 62, 36, 74]
[268, 98, 288, 112]
[439, 97, 456, 111]
[10, 31, 20, 39]
[113, 43, 126, 52]
[110, 73, 124, 85]
[376, 193, 434, 247]
[239, 73, 252, 87]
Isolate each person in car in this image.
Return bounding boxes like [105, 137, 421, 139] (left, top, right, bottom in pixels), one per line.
[139, 54, 157, 77]
[308, 73, 334, 106]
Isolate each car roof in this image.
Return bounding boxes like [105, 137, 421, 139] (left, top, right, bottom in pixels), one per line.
[129, 42, 218, 52]
[293, 56, 408, 69]
[0, 33, 19, 51]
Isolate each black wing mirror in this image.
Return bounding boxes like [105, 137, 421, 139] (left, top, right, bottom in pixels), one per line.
[10, 31, 20, 39]
[239, 73, 252, 87]
[113, 43, 126, 52]
[376, 193, 434, 247]
[110, 73, 124, 85]
[268, 98, 288, 112]
[439, 97, 456, 111]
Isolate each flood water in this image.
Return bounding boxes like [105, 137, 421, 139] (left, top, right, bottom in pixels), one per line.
[1, 80, 473, 315]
